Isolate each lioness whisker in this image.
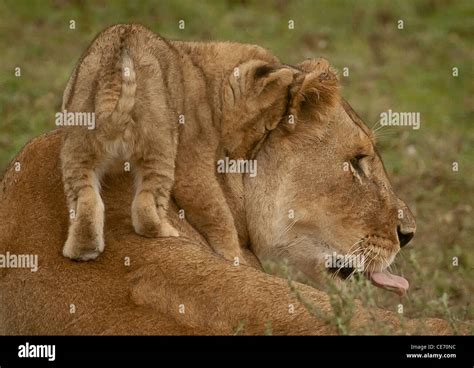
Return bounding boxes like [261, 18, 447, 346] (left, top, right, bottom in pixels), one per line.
[331, 243, 364, 280]
[370, 118, 382, 131]
[372, 124, 387, 134]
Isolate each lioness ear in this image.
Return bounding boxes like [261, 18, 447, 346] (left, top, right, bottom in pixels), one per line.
[289, 58, 339, 125]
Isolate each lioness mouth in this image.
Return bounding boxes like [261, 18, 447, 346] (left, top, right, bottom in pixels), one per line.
[329, 268, 410, 296]
[368, 271, 409, 297]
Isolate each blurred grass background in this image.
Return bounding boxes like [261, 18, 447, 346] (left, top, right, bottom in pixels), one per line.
[0, 0, 472, 332]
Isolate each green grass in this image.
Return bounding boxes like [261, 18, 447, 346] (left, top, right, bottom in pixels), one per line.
[0, 0, 472, 333]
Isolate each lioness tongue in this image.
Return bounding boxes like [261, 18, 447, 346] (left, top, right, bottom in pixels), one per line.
[370, 271, 409, 296]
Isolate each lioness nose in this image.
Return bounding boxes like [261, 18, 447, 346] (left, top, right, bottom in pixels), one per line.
[397, 226, 414, 248]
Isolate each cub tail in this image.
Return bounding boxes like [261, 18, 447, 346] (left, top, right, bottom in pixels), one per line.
[95, 45, 137, 137]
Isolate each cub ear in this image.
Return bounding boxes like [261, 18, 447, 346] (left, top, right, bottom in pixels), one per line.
[235, 60, 294, 112]
[252, 62, 294, 96]
[288, 58, 339, 125]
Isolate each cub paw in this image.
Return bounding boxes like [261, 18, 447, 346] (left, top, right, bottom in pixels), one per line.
[132, 193, 161, 238]
[158, 221, 179, 237]
[132, 192, 179, 238]
[62, 233, 104, 262]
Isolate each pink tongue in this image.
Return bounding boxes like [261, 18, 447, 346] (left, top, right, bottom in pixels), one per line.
[370, 271, 409, 296]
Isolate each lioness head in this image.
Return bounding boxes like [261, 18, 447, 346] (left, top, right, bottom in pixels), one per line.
[241, 58, 416, 296]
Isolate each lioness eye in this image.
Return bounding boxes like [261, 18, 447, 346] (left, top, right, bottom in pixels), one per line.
[350, 155, 367, 173]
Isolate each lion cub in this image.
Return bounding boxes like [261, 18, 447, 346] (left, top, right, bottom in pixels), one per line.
[60, 24, 297, 262]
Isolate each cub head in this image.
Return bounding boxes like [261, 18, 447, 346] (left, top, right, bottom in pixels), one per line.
[238, 58, 416, 295]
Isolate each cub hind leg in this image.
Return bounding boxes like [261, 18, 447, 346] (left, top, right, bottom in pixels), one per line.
[131, 144, 179, 239]
[61, 139, 105, 261]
